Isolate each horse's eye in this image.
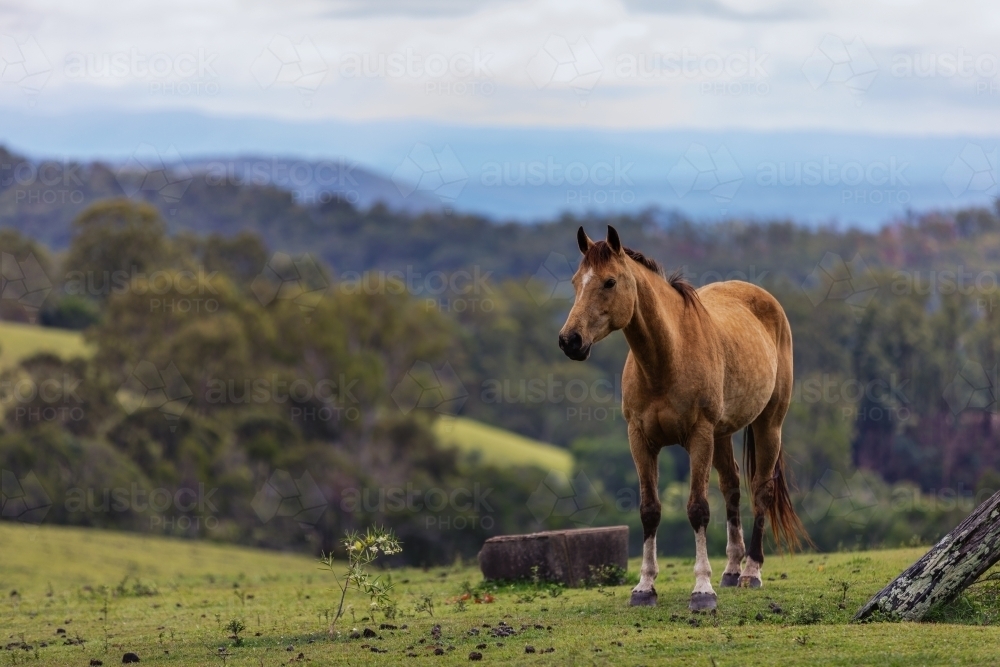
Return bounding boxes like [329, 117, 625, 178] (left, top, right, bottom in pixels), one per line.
[604, 278, 617, 289]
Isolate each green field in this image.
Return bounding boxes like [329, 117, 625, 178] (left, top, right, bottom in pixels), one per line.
[2, 523, 1000, 666]
[434, 417, 574, 474]
[0, 321, 90, 370]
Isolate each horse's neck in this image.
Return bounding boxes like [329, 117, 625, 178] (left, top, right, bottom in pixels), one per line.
[622, 268, 685, 382]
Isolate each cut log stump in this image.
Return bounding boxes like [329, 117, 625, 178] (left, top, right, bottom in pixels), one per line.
[855, 489, 1000, 621]
[478, 526, 628, 587]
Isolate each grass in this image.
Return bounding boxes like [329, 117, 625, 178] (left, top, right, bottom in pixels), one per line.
[434, 417, 574, 475]
[3, 523, 1000, 666]
[0, 322, 90, 370]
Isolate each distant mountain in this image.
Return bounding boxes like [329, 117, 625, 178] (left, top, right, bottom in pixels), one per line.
[2, 107, 998, 227]
[0, 144, 444, 249]
[181, 155, 443, 214]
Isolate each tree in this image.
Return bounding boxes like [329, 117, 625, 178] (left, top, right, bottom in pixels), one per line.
[856, 489, 1000, 621]
[62, 199, 172, 302]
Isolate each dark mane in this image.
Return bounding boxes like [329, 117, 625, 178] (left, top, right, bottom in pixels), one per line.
[582, 240, 699, 306]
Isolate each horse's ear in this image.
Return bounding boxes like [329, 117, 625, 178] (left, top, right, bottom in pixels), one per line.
[607, 225, 623, 255]
[577, 226, 594, 254]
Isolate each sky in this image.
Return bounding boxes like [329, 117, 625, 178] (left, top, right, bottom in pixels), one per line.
[3, 0, 998, 133]
[0, 0, 998, 223]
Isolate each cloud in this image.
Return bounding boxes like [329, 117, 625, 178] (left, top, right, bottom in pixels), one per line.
[621, 0, 817, 21]
[0, 0, 996, 137]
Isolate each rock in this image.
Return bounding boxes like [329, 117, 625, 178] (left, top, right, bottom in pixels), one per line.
[362, 628, 377, 638]
[525, 645, 536, 654]
[90, 661, 103, 666]
[469, 651, 483, 660]
[122, 653, 140, 664]
[478, 526, 628, 587]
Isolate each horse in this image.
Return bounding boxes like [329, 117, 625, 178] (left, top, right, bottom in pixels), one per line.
[557, 225, 808, 611]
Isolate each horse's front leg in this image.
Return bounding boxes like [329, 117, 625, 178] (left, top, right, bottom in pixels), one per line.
[688, 422, 717, 611]
[628, 424, 660, 607]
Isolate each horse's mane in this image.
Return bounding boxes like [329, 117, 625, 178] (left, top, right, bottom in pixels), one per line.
[582, 241, 699, 306]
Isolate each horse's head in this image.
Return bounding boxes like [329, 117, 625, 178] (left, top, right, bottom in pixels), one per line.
[558, 225, 636, 361]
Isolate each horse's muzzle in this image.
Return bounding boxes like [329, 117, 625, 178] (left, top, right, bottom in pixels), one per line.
[558, 332, 591, 361]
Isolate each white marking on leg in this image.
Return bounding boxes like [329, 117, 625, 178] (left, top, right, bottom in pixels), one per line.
[741, 557, 763, 583]
[581, 268, 594, 288]
[633, 536, 658, 592]
[692, 528, 715, 595]
[725, 523, 745, 575]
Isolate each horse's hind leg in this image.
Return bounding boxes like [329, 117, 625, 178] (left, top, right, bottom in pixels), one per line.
[740, 419, 781, 589]
[628, 423, 661, 607]
[687, 421, 717, 611]
[714, 434, 744, 587]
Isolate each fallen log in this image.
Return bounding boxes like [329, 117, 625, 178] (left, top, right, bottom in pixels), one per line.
[478, 526, 628, 587]
[855, 489, 1000, 621]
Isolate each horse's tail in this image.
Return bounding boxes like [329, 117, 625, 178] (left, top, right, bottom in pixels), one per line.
[742, 425, 812, 552]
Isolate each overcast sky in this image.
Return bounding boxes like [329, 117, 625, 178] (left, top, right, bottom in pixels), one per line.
[2, 0, 998, 136]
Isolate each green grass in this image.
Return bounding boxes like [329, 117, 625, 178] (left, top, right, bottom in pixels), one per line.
[434, 417, 574, 474]
[3, 523, 1000, 666]
[0, 321, 90, 370]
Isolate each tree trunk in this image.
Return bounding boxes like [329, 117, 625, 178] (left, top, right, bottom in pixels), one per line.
[855, 489, 1000, 621]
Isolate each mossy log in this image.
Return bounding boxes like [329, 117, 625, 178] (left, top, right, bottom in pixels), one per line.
[855, 490, 1000, 621]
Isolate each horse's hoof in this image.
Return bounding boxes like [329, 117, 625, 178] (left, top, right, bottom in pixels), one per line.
[689, 592, 717, 612]
[629, 589, 657, 607]
[738, 576, 762, 589]
[720, 572, 741, 588]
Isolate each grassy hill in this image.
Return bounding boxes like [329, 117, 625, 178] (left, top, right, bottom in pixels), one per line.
[0, 320, 90, 369]
[434, 417, 574, 474]
[2, 523, 1000, 666]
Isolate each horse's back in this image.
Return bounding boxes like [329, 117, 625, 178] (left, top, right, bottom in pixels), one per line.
[696, 280, 791, 352]
[695, 280, 793, 430]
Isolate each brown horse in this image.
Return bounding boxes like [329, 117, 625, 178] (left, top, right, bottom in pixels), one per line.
[558, 225, 807, 611]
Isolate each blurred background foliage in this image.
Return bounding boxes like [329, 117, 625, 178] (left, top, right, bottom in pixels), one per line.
[3, 147, 1000, 563]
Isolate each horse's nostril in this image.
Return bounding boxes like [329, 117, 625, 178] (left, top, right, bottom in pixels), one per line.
[559, 332, 583, 352]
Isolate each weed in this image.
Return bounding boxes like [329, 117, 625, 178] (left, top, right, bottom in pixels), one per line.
[225, 619, 246, 647]
[319, 526, 402, 636]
